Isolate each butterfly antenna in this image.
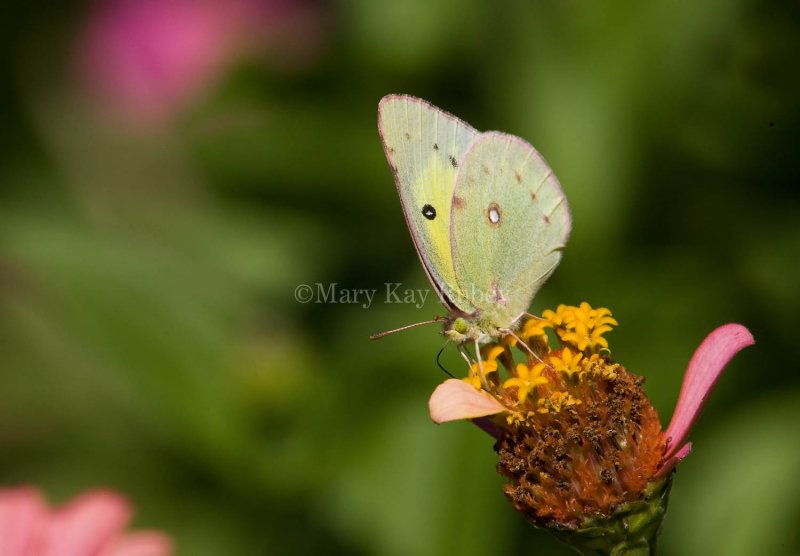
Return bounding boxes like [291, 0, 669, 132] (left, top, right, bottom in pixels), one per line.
[435, 344, 455, 378]
[369, 317, 442, 340]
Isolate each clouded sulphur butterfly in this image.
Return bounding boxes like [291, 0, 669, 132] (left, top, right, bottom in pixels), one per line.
[376, 94, 570, 345]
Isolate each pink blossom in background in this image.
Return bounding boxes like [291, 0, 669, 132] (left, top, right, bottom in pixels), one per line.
[77, 0, 323, 125]
[0, 487, 172, 556]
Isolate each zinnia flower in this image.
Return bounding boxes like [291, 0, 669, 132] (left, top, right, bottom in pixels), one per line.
[76, 0, 323, 125]
[429, 303, 754, 553]
[0, 487, 172, 556]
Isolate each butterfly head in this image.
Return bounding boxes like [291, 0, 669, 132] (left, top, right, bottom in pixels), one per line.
[443, 315, 496, 345]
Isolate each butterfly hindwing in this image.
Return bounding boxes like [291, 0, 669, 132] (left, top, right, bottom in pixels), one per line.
[378, 95, 479, 312]
[450, 132, 571, 327]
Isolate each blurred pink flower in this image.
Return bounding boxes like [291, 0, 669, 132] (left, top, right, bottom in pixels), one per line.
[0, 487, 172, 556]
[77, 0, 323, 124]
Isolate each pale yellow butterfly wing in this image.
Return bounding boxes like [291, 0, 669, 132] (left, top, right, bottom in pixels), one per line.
[450, 132, 571, 328]
[378, 95, 479, 312]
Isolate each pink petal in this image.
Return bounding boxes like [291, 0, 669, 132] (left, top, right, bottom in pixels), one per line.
[655, 442, 692, 479]
[100, 532, 174, 556]
[663, 323, 754, 460]
[38, 490, 132, 556]
[429, 379, 507, 423]
[0, 487, 48, 556]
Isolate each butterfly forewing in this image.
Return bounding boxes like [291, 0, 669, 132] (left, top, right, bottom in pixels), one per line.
[378, 95, 479, 312]
[450, 132, 571, 327]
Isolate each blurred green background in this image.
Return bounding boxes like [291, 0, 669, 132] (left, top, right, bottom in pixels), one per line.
[1, 1, 798, 554]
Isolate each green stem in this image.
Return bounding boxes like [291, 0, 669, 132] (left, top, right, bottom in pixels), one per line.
[545, 475, 674, 556]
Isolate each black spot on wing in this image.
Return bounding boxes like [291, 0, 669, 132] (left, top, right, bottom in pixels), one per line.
[422, 204, 437, 220]
[449, 155, 458, 168]
[433, 143, 439, 150]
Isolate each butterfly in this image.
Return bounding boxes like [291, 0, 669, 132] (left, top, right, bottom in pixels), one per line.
[374, 94, 570, 347]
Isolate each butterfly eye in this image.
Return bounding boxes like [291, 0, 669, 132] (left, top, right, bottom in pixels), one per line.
[422, 204, 437, 220]
[487, 203, 502, 226]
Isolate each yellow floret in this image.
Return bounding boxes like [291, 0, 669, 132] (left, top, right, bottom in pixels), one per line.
[580, 354, 619, 381]
[503, 362, 548, 404]
[482, 344, 506, 364]
[549, 347, 584, 378]
[537, 391, 582, 414]
[521, 317, 551, 342]
[463, 375, 482, 389]
[545, 302, 617, 353]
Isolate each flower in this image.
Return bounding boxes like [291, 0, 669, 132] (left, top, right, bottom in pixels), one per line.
[428, 303, 753, 552]
[0, 487, 173, 556]
[76, 0, 324, 125]
[503, 363, 548, 403]
[656, 322, 755, 477]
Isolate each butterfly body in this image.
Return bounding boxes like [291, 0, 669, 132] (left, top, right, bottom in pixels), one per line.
[377, 95, 570, 344]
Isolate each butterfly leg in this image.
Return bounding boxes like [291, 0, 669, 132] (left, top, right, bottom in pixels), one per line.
[523, 312, 546, 321]
[502, 329, 549, 368]
[457, 342, 485, 387]
[474, 337, 488, 387]
[457, 344, 472, 366]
